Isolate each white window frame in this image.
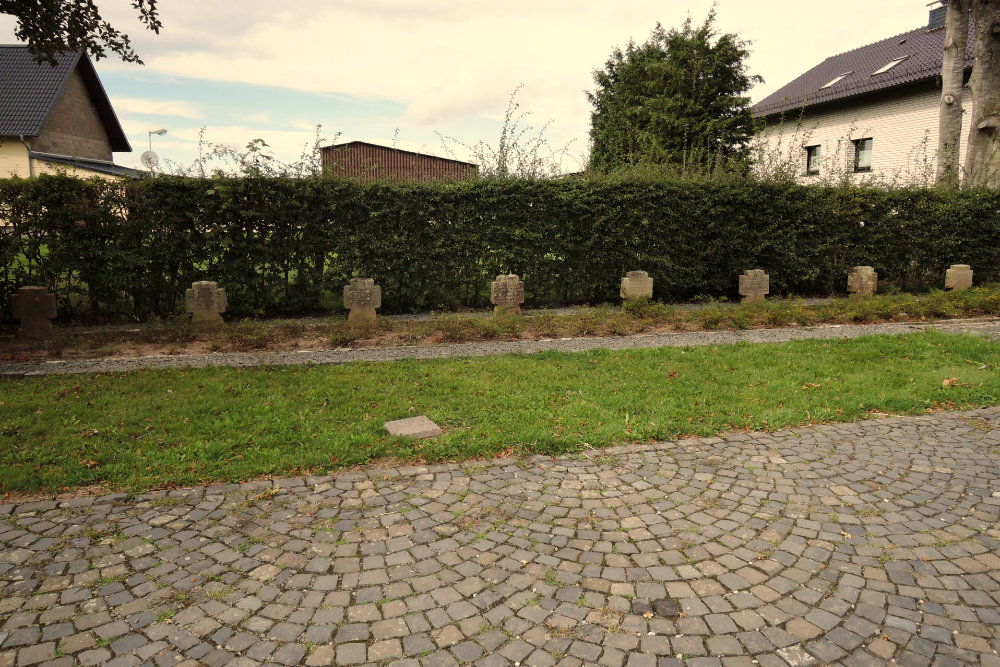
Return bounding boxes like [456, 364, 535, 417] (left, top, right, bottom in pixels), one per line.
[853, 138, 873, 172]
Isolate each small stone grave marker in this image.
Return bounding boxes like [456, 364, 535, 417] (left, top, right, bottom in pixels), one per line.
[738, 269, 769, 305]
[185, 281, 227, 327]
[620, 270, 653, 300]
[945, 264, 973, 291]
[343, 278, 381, 324]
[12, 286, 57, 338]
[847, 266, 877, 297]
[491, 274, 525, 315]
[384, 415, 442, 439]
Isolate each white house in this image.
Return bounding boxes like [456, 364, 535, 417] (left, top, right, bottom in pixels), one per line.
[753, 5, 972, 185]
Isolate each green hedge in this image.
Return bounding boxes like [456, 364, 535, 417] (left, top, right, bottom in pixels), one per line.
[1, 174, 999, 321]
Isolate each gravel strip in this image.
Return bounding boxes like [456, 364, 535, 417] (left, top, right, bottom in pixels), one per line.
[3, 317, 1000, 377]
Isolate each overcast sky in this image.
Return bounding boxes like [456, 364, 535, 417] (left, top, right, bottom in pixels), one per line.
[2, 0, 939, 173]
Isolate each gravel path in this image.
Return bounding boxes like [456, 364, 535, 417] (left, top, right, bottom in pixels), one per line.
[3, 317, 1000, 378]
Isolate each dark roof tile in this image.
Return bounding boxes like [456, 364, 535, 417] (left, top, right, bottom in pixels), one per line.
[0, 45, 130, 152]
[753, 23, 973, 117]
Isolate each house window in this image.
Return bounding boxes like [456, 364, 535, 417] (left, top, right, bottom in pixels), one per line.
[853, 138, 873, 172]
[805, 145, 821, 175]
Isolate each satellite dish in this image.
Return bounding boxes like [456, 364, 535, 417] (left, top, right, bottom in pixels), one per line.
[140, 150, 159, 170]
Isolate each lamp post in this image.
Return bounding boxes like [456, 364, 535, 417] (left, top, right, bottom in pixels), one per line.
[147, 128, 167, 151]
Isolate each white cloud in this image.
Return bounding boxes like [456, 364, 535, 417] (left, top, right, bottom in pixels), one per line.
[96, 1, 929, 142]
[115, 97, 202, 119]
[2, 0, 936, 169]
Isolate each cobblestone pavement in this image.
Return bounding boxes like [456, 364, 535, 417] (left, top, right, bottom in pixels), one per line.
[4, 318, 1000, 378]
[2, 409, 1000, 667]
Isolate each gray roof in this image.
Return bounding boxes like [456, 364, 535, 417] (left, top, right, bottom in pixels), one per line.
[753, 23, 974, 118]
[28, 151, 145, 178]
[0, 46, 130, 151]
[325, 141, 479, 167]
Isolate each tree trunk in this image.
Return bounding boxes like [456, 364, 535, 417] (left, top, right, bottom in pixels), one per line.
[964, 0, 1000, 187]
[937, 0, 970, 187]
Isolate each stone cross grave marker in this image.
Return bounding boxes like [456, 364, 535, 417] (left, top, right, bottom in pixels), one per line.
[738, 269, 769, 305]
[491, 274, 525, 315]
[620, 270, 654, 300]
[11, 286, 57, 338]
[945, 264, 973, 291]
[847, 266, 877, 297]
[343, 278, 381, 324]
[185, 281, 227, 327]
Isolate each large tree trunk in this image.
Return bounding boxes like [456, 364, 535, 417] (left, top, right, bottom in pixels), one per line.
[964, 0, 1000, 187]
[937, 0, 970, 187]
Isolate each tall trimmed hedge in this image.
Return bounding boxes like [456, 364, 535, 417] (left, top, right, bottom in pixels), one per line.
[1, 174, 999, 321]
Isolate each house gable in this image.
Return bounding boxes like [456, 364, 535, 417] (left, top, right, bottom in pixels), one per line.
[0, 46, 130, 155]
[32, 67, 113, 160]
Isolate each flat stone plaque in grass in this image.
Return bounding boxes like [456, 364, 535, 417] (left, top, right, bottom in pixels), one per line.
[384, 415, 442, 439]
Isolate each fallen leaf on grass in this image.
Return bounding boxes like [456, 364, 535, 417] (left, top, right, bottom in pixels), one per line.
[79, 459, 98, 469]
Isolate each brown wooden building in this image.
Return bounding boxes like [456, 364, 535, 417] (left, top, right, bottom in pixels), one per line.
[321, 141, 477, 182]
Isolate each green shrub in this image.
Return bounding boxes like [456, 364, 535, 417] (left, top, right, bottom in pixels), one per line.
[622, 296, 675, 321]
[2, 174, 999, 322]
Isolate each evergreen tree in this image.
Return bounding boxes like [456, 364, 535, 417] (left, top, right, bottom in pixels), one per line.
[587, 10, 762, 172]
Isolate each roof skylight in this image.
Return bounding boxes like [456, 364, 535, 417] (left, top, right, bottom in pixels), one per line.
[872, 56, 908, 75]
[819, 72, 852, 89]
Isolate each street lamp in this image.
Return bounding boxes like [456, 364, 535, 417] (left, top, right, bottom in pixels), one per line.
[147, 128, 167, 151]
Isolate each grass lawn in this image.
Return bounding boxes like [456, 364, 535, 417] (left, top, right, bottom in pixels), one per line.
[2, 330, 999, 495]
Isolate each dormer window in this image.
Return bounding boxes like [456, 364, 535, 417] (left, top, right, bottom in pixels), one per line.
[819, 72, 852, 89]
[872, 56, 908, 75]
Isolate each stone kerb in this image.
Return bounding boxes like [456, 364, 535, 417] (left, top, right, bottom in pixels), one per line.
[945, 264, 973, 291]
[847, 266, 877, 297]
[738, 269, 769, 305]
[11, 286, 57, 338]
[343, 278, 382, 324]
[620, 270, 653, 301]
[185, 281, 227, 327]
[491, 274, 524, 315]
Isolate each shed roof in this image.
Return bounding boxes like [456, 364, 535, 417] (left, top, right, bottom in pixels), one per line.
[0, 45, 131, 152]
[324, 141, 478, 167]
[753, 22, 973, 118]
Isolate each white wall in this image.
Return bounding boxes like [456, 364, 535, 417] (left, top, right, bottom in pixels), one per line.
[0, 138, 30, 177]
[1, 138, 115, 179]
[754, 84, 972, 186]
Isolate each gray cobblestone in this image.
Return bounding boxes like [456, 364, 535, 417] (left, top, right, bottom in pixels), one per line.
[2, 408, 1000, 665]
